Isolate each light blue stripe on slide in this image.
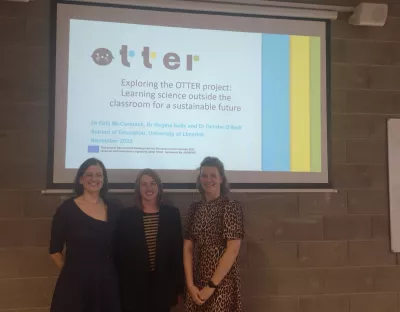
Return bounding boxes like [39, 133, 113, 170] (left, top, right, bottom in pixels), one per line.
[261, 34, 290, 171]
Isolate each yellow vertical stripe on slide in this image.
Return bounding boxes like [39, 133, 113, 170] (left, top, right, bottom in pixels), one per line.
[290, 36, 311, 172]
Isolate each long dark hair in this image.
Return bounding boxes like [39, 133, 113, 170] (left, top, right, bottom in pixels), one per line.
[196, 156, 230, 197]
[73, 158, 108, 199]
[134, 168, 163, 208]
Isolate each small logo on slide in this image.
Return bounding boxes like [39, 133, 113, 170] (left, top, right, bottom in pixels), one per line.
[91, 48, 114, 66]
[91, 45, 199, 71]
[88, 145, 100, 153]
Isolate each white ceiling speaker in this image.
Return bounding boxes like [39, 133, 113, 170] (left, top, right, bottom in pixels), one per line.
[349, 3, 389, 27]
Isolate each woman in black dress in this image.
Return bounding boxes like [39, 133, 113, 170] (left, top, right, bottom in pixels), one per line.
[49, 158, 121, 312]
[113, 168, 184, 312]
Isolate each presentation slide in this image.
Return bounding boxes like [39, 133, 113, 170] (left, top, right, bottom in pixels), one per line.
[52, 3, 329, 185]
[66, 19, 262, 171]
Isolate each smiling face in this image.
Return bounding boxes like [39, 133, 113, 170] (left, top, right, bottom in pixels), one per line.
[79, 165, 104, 194]
[199, 166, 223, 198]
[139, 174, 159, 203]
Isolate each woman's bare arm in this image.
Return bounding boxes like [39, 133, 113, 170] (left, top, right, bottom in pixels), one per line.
[183, 239, 194, 287]
[50, 252, 65, 270]
[210, 239, 241, 285]
[184, 239, 203, 305]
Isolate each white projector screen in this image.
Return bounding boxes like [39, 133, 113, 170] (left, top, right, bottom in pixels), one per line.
[50, 1, 330, 188]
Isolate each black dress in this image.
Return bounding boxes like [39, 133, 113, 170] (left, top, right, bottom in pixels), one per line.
[49, 197, 122, 312]
[113, 204, 184, 312]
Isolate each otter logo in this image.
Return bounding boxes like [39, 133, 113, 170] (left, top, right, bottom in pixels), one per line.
[91, 45, 200, 71]
[91, 48, 114, 66]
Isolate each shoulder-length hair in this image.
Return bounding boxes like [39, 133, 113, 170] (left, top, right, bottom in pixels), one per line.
[73, 158, 108, 199]
[134, 168, 164, 208]
[196, 156, 230, 197]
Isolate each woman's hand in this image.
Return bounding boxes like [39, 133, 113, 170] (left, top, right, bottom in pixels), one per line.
[198, 286, 215, 303]
[188, 284, 203, 305]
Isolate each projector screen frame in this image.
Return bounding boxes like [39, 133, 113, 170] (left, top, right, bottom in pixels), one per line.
[47, 0, 333, 191]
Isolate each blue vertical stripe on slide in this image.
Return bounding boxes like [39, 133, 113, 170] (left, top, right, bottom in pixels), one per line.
[261, 34, 290, 171]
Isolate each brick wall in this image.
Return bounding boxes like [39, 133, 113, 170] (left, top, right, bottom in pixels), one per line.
[1, 0, 400, 311]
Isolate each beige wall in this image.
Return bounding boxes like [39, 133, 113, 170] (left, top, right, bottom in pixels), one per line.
[1, 0, 400, 311]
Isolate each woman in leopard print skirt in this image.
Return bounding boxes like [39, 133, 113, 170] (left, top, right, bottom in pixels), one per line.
[183, 156, 244, 312]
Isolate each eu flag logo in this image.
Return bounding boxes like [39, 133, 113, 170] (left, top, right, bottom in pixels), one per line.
[87, 145, 100, 153]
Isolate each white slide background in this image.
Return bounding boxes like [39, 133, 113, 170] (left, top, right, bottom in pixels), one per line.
[65, 19, 262, 171]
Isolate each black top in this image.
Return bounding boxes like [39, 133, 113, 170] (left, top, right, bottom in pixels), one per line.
[113, 204, 184, 312]
[49, 197, 122, 312]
